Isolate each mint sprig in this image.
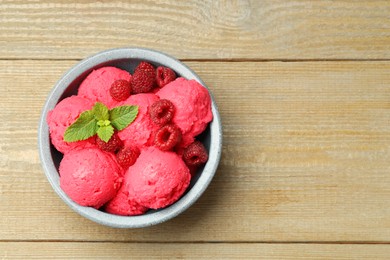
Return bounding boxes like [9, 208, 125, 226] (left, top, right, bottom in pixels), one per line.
[64, 102, 138, 143]
[96, 124, 114, 142]
[63, 110, 98, 142]
[110, 105, 138, 131]
[93, 102, 109, 121]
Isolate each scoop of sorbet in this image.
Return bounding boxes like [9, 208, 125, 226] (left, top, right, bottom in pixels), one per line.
[156, 78, 213, 147]
[104, 182, 148, 216]
[126, 146, 191, 209]
[78, 66, 132, 108]
[117, 93, 160, 149]
[46, 95, 95, 154]
[59, 148, 123, 209]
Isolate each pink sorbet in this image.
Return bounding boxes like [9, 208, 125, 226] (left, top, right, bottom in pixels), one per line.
[117, 93, 160, 149]
[78, 66, 132, 108]
[59, 147, 123, 209]
[104, 178, 148, 216]
[47, 95, 95, 154]
[126, 146, 191, 209]
[156, 78, 213, 147]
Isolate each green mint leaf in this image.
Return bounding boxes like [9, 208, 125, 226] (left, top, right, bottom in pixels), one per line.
[64, 110, 98, 142]
[93, 102, 109, 121]
[110, 105, 139, 131]
[97, 124, 114, 142]
[97, 119, 111, 127]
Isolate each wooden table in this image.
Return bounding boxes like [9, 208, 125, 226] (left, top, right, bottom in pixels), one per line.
[1, 1, 389, 259]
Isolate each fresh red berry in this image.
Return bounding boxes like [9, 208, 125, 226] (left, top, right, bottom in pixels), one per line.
[154, 124, 182, 151]
[110, 79, 131, 101]
[149, 99, 175, 126]
[182, 141, 208, 167]
[135, 61, 155, 74]
[116, 146, 140, 169]
[132, 64, 156, 94]
[96, 132, 123, 153]
[156, 66, 176, 88]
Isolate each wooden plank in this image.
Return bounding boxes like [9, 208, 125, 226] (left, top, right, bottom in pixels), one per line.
[0, 60, 389, 242]
[0, 242, 389, 259]
[0, 0, 389, 60]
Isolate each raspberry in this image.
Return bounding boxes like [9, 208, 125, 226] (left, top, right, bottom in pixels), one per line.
[154, 124, 182, 151]
[182, 141, 208, 167]
[132, 65, 156, 94]
[156, 66, 176, 88]
[135, 61, 155, 74]
[110, 79, 131, 101]
[116, 146, 140, 169]
[96, 132, 123, 153]
[149, 99, 175, 126]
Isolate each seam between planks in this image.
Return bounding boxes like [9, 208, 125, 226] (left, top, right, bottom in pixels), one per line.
[1, 58, 390, 62]
[0, 240, 389, 245]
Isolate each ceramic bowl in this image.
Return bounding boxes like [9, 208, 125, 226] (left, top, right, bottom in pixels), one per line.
[38, 48, 222, 228]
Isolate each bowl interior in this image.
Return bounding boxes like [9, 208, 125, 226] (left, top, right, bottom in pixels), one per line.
[39, 48, 222, 228]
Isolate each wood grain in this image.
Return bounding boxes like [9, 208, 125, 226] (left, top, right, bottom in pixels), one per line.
[0, 0, 389, 60]
[0, 242, 390, 259]
[1, 60, 389, 242]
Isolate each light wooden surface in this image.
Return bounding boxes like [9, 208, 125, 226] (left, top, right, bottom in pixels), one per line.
[1, 243, 390, 260]
[1, 1, 389, 259]
[1, 0, 390, 60]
